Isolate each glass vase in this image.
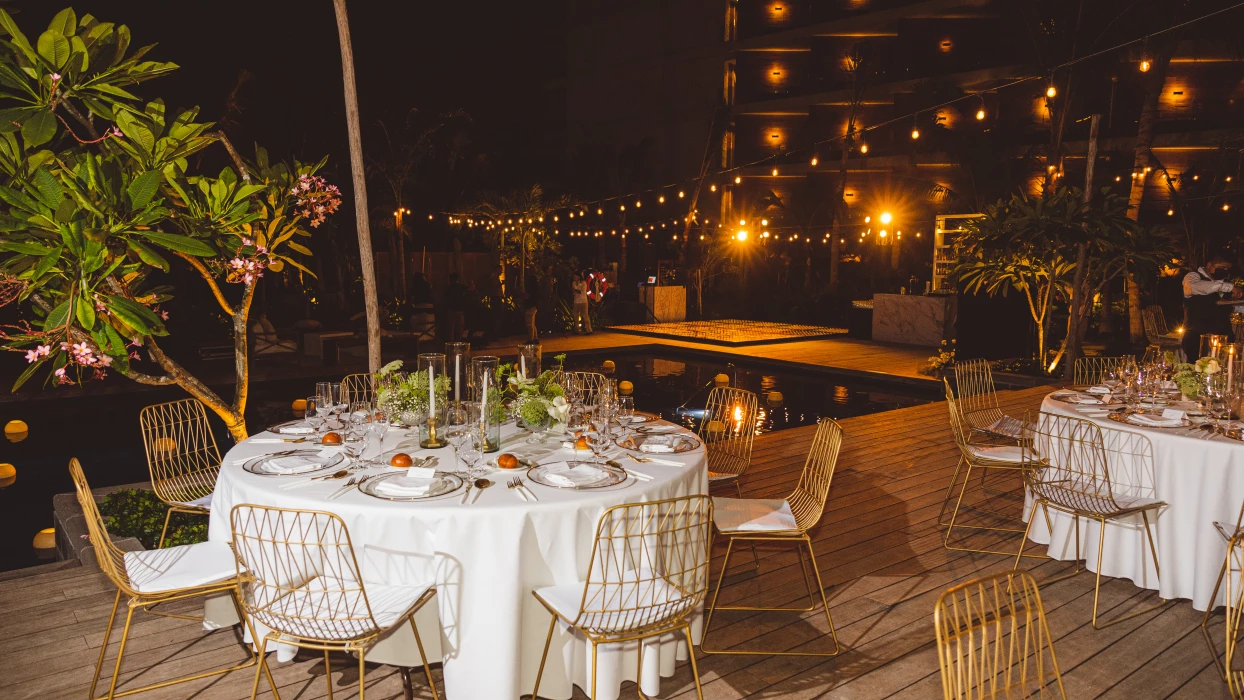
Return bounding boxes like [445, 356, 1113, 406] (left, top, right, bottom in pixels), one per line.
[418, 353, 448, 448]
[471, 355, 502, 452]
[445, 341, 471, 407]
[517, 342, 542, 378]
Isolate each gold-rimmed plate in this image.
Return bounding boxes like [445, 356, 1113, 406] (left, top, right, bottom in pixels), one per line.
[359, 471, 464, 501]
[1106, 409, 1191, 430]
[614, 432, 701, 453]
[526, 460, 628, 489]
[242, 449, 347, 476]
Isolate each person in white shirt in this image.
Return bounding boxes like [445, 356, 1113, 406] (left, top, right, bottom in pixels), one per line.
[1182, 255, 1241, 359]
[572, 271, 592, 334]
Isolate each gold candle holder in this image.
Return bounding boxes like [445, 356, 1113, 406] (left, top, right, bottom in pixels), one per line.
[421, 415, 447, 449]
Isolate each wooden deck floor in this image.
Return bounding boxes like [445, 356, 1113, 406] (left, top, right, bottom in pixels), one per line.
[2, 386, 1229, 699]
[478, 330, 938, 384]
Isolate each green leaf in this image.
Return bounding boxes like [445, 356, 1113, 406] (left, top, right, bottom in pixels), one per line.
[126, 169, 161, 209]
[139, 231, 214, 257]
[48, 8, 77, 37]
[105, 295, 159, 335]
[285, 241, 313, 256]
[36, 30, 71, 70]
[20, 109, 55, 148]
[114, 110, 153, 156]
[32, 167, 64, 209]
[44, 299, 69, 329]
[11, 360, 42, 393]
[0, 240, 53, 255]
[76, 295, 95, 329]
[128, 240, 168, 272]
[31, 246, 59, 280]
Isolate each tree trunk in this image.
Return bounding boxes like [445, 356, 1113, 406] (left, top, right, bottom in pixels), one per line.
[333, 0, 382, 372]
[397, 228, 408, 301]
[1125, 47, 1174, 346]
[829, 236, 840, 292]
[1064, 114, 1100, 380]
[519, 231, 527, 294]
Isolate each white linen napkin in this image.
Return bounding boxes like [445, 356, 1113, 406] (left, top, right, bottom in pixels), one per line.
[277, 423, 314, 435]
[640, 434, 683, 453]
[1127, 414, 1182, 427]
[401, 466, 436, 479]
[1085, 385, 1111, 394]
[542, 462, 605, 487]
[265, 455, 323, 474]
[375, 477, 435, 497]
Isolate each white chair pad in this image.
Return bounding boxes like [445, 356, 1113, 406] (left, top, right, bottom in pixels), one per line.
[535, 571, 692, 633]
[707, 471, 739, 481]
[123, 540, 237, 594]
[255, 577, 434, 641]
[985, 415, 1023, 439]
[969, 445, 1025, 463]
[175, 493, 213, 510]
[712, 497, 798, 533]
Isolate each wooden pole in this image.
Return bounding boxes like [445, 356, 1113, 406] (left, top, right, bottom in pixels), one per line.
[1063, 114, 1100, 378]
[332, 0, 381, 372]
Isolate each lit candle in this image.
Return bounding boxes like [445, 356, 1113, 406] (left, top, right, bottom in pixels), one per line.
[520, 354, 526, 377]
[481, 373, 489, 425]
[1231, 345, 1236, 386]
[454, 355, 461, 403]
[428, 364, 436, 417]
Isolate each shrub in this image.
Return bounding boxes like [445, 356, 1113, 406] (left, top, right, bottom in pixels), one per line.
[99, 489, 208, 549]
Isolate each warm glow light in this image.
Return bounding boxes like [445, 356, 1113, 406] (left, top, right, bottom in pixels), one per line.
[911, 128, 920, 139]
[1224, 203, 1231, 211]
[678, 191, 685, 198]
[1140, 59, 1152, 72]
[636, 200, 642, 207]
[620, 204, 626, 211]
[771, 168, 779, 176]
[1046, 85, 1057, 98]
[811, 156, 818, 166]
[740, 219, 747, 226]
[1229, 176, 1234, 182]
[859, 143, 869, 154]
[734, 176, 742, 184]
[1168, 208, 1175, 216]
[658, 195, 665, 203]
[879, 212, 892, 224]
[710, 184, 717, 192]
[736, 230, 748, 241]
[976, 108, 986, 120]
[864, 216, 871, 223]
[761, 219, 769, 226]
[879, 229, 888, 238]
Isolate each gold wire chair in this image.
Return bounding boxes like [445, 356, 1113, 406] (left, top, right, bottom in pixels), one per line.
[1014, 410, 1167, 629]
[1202, 497, 1244, 678]
[1072, 355, 1133, 386]
[934, 569, 1066, 700]
[70, 458, 274, 700]
[941, 379, 1038, 556]
[139, 398, 221, 548]
[531, 495, 713, 700]
[1226, 532, 1244, 698]
[953, 358, 1024, 441]
[561, 370, 608, 405]
[697, 386, 759, 496]
[701, 417, 843, 657]
[230, 504, 439, 700]
[341, 372, 376, 407]
[1143, 305, 1184, 348]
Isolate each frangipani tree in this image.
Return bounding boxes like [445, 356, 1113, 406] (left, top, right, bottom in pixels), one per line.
[0, 8, 337, 441]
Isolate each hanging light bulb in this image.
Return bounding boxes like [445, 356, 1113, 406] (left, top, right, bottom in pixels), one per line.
[811, 156, 818, 166]
[976, 108, 986, 120]
[1046, 83, 1057, 99]
[635, 200, 642, 207]
[771, 167, 779, 176]
[859, 142, 869, 154]
[911, 127, 920, 140]
[1168, 208, 1175, 216]
[1139, 58, 1151, 72]
[1139, 37, 1152, 72]
[734, 175, 742, 184]
[658, 195, 665, 203]
[710, 184, 717, 192]
[678, 191, 685, 198]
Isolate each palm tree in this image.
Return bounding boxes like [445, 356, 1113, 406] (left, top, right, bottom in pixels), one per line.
[332, 0, 381, 371]
[470, 185, 576, 296]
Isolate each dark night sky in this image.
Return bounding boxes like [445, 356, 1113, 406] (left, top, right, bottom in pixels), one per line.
[8, 0, 567, 193]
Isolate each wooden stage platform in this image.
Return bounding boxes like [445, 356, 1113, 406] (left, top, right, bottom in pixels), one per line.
[0, 386, 1227, 699]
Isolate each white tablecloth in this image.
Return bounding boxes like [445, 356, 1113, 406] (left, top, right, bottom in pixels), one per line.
[206, 422, 708, 699]
[1032, 395, 1244, 611]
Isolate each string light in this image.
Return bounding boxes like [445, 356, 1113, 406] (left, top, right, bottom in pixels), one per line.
[976, 108, 986, 120]
[1046, 83, 1057, 99]
[1139, 37, 1152, 72]
[635, 200, 642, 207]
[658, 195, 665, 203]
[859, 142, 869, 154]
[771, 168, 779, 176]
[1168, 208, 1175, 216]
[734, 176, 741, 184]
[710, 184, 717, 192]
[811, 156, 818, 166]
[678, 191, 685, 198]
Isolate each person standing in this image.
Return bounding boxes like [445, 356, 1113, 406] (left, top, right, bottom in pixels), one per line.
[1181, 255, 1242, 360]
[572, 271, 592, 334]
[522, 275, 539, 342]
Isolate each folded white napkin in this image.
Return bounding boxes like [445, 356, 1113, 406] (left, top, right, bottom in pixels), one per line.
[543, 462, 605, 487]
[1085, 385, 1111, 394]
[402, 466, 436, 479]
[640, 434, 683, 453]
[265, 455, 323, 474]
[375, 477, 435, 496]
[1054, 392, 1102, 404]
[640, 425, 677, 433]
[640, 456, 685, 467]
[277, 423, 314, 435]
[250, 438, 290, 444]
[1127, 414, 1182, 427]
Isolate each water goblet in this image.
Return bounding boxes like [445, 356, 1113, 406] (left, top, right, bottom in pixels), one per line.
[305, 397, 324, 434]
[461, 426, 485, 478]
[365, 408, 390, 464]
[616, 395, 634, 433]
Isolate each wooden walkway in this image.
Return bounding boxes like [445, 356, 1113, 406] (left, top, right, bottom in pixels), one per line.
[1, 386, 1229, 699]
[479, 330, 938, 384]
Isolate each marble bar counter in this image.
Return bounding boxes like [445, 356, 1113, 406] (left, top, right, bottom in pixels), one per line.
[871, 293, 956, 347]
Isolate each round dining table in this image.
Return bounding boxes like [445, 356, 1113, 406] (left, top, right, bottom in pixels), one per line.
[204, 418, 708, 700]
[1031, 392, 1244, 611]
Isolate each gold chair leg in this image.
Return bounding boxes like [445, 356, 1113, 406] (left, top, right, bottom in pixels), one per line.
[701, 537, 734, 642]
[324, 650, 334, 700]
[682, 624, 705, 700]
[250, 637, 270, 700]
[229, 589, 279, 700]
[408, 615, 440, 700]
[157, 508, 175, 549]
[943, 463, 1037, 557]
[1204, 556, 1230, 678]
[357, 649, 367, 700]
[590, 641, 598, 700]
[936, 455, 967, 527]
[803, 537, 842, 657]
[532, 614, 557, 700]
[105, 605, 136, 700]
[1090, 513, 1169, 629]
[90, 590, 123, 700]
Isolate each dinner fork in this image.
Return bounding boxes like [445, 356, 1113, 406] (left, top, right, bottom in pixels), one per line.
[507, 477, 528, 502]
[327, 476, 357, 500]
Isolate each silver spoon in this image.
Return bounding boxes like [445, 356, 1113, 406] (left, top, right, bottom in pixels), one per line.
[472, 478, 492, 504]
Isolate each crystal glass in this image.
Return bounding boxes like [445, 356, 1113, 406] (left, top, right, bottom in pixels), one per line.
[461, 424, 485, 478]
[445, 341, 471, 406]
[365, 407, 389, 464]
[418, 353, 448, 448]
[616, 395, 634, 432]
[1202, 334, 1230, 361]
[471, 356, 502, 452]
[305, 397, 323, 433]
[345, 401, 369, 443]
[517, 342, 542, 378]
[443, 402, 471, 472]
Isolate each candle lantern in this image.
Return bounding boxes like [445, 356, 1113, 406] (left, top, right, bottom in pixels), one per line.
[418, 353, 448, 448]
[445, 342, 471, 407]
[471, 355, 502, 452]
[1201, 334, 1230, 361]
[517, 342, 542, 378]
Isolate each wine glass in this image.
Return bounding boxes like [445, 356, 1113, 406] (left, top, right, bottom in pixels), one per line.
[616, 395, 634, 433]
[305, 397, 323, 434]
[365, 407, 389, 464]
[330, 382, 346, 425]
[345, 401, 369, 443]
[461, 425, 485, 478]
[444, 403, 470, 470]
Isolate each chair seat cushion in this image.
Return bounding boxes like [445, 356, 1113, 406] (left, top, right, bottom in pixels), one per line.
[174, 492, 213, 510]
[535, 570, 692, 633]
[124, 540, 238, 594]
[968, 445, 1025, 463]
[707, 471, 739, 482]
[712, 497, 798, 533]
[985, 415, 1023, 439]
[257, 577, 434, 641]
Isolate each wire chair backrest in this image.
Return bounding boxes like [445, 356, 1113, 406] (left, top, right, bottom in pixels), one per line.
[341, 373, 375, 407]
[934, 569, 1065, 700]
[139, 399, 221, 506]
[1141, 308, 1163, 343]
[697, 386, 759, 478]
[787, 418, 843, 532]
[953, 358, 1001, 421]
[943, 379, 974, 457]
[1022, 411, 1148, 516]
[1072, 355, 1133, 386]
[574, 495, 713, 637]
[230, 504, 380, 643]
[69, 458, 138, 597]
[1146, 305, 1172, 335]
[1226, 532, 1244, 699]
[562, 371, 608, 405]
